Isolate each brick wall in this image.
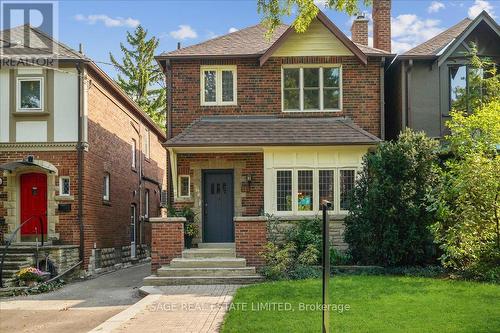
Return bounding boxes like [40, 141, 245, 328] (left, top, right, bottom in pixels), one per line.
[170, 56, 381, 138]
[234, 217, 267, 267]
[150, 220, 184, 272]
[82, 67, 166, 265]
[351, 17, 369, 46]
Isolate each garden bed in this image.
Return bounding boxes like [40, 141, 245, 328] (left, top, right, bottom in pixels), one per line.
[222, 275, 500, 333]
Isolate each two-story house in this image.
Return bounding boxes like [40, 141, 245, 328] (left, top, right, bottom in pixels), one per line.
[147, 1, 394, 284]
[0, 25, 167, 285]
[385, 11, 499, 139]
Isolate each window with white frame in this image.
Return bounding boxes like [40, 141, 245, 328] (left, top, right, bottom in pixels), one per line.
[275, 168, 356, 214]
[144, 189, 149, 218]
[178, 175, 190, 198]
[200, 65, 237, 105]
[282, 65, 341, 112]
[143, 129, 150, 159]
[131, 139, 137, 168]
[59, 176, 70, 196]
[17, 78, 43, 111]
[103, 173, 110, 201]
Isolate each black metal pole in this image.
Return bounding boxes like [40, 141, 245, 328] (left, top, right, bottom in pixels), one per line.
[322, 200, 332, 333]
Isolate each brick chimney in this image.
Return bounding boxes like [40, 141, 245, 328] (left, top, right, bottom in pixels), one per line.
[351, 14, 369, 46]
[372, 0, 391, 52]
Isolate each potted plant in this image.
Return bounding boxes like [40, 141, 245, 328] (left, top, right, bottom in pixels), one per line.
[184, 223, 200, 248]
[15, 267, 46, 287]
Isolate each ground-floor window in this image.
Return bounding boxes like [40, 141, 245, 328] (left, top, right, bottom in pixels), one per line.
[274, 168, 357, 215]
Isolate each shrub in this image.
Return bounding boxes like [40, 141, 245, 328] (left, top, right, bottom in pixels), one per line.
[285, 217, 322, 259]
[344, 129, 440, 267]
[16, 267, 45, 282]
[260, 242, 296, 280]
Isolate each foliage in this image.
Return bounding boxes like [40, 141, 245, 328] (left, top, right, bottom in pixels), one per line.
[16, 267, 45, 282]
[431, 101, 500, 282]
[168, 206, 199, 238]
[450, 43, 500, 114]
[110, 25, 166, 129]
[257, 0, 371, 38]
[330, 247, 352, 265]
[284, 217, 322, 257]
[344, 129, 440, 267]
[222, 276, 500, 333]
[260, 242, 297, 280]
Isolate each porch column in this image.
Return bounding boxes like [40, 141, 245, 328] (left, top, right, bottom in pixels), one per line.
[234, 216, 267, 267]
[149, 216, 185, 273]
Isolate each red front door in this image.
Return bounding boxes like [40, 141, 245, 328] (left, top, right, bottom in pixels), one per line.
[20, 173, 47, 237]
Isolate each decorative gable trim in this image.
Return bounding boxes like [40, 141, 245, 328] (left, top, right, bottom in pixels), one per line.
[259, 10, 367, 66]
[438, 11, 500, 67]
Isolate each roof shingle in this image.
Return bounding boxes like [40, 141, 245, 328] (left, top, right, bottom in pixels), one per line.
[165, 116, 380, 147]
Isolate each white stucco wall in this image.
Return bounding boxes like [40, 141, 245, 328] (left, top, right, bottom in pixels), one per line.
[0, 69, 9, 142]
[16, 121, 47, 142]
[53, 69, 78, 142]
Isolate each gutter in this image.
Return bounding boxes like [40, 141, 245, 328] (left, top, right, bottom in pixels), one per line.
[380, 57, 386, 140]
[76, 62, 85, 264]
[405, 59, 414, 128]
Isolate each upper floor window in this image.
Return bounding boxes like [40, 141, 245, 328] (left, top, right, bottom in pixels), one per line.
[17, 78, 43, 111]
[131, 139, 137, 169]
[103, 173, 110, 201]
[200, 65, 237, 106]
[282, 65, 341, 112]
[450, 65, 487, 112]
[144, 189, 150, 218]
[143, 129, 150, 159]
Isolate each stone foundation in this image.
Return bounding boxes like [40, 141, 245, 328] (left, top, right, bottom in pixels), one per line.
[150, 217, 185, 273]
[87, 244, 149, 275]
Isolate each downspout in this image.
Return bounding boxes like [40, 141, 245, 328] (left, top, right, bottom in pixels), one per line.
[405, 59, 414, 129]
[131, 123, 142, 249]
[165, 60, 173, 207]
[380, 57, 386, 140]
[76, 62, 85, 263]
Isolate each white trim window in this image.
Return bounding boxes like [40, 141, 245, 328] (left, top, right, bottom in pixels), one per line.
[143, 129, 150, 159]
[17, 77, 43, 111]
[200, 65, 237, 106]
[282, 65, 342, 112]
[131, 139, 137, 168]
[178, 175, 190, 198]
[103, 173, 110, 201]
[144, 189, 149, 218]
[274, 168, 356, 215]
[59, 176, 70, 196]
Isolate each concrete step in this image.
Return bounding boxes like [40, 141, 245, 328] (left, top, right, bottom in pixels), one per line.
[1, 269, 18, 278]
[197, 243, 235, 249]
[2, 253, 34, 260]
[182, 248, 236, 259]
[157, 266, 256, 277]
[0, 247, 37, 254]
[143, 275, 264, 286]
[0, 260, 31, 270]
[170, 258, 246, 268]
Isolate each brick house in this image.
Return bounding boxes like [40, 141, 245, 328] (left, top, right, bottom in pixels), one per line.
[0, 25, 167, 282]
[146, 1, 394, 284]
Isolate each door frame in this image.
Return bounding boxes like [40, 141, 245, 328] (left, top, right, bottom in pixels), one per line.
[19, 172, 48, 240]
[201, 169, 234, 243]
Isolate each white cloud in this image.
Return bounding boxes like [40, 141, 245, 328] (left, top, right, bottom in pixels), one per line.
[390, 14, 444, 53]
[169, 25, 198, 40]
[228, 27, 238, 33]
[74, 14, 139, 28]
[468, 0, 496, 18]
[313, 0, 328, 8]
[206, 31, 219, 39]
[428, 1, 445, 13]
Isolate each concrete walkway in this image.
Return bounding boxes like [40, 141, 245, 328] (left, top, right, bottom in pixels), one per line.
[92, 285, 240, 333]
[0, 263, 150, 333]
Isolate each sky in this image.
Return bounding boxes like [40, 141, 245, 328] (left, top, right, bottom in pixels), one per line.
[9, 0, 500, 77]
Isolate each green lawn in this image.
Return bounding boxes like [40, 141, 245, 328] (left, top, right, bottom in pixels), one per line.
[221, 276, 500, 333]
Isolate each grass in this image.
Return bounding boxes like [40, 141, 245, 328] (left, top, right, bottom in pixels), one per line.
[221, 276, 500, 333]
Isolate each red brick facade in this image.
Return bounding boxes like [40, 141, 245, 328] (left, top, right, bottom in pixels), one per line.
[351, 17, 369, 46]
[373, 0, 392, 53]
[150, 219, 184, 272]
[234, 218, 267, 267]
[170, 56, 382, 138]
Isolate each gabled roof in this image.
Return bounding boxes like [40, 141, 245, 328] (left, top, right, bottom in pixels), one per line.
[157, 10, 391, 65]
[0, 24, 90, 61]
[164, 116, 380, 147]
[402, 10, 499, 59]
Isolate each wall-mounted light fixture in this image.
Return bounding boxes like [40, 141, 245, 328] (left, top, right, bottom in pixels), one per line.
[245, 174, 253, 188]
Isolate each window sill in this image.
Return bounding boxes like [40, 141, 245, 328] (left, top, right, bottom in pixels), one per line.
[282, 109, 342, 113]
[55, 195, 74, 201]
[131, 167, 137, 173]
[174, 197, 194, 204]
[12, 111, 49, 117]
[201, 103, 237, 107]
[271, 213, 347, 220]
[103, 200, 111, 206]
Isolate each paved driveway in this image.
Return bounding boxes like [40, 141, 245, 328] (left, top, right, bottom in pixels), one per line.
[0, 263, 150, 333]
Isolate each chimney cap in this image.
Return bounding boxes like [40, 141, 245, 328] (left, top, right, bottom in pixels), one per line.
[354, 13, 369, 21]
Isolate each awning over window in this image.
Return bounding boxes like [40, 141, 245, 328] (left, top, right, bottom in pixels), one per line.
[0, 159, 57, 173]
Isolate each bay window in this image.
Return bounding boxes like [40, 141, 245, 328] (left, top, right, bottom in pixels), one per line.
[282, 65, 342, 112]
[201, 65, 237, 105]
[275, 168, 356, 214]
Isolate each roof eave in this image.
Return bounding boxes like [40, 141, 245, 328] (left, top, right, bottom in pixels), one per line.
[164, 141, 380, 148]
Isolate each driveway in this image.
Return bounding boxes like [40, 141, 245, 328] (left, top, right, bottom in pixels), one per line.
[0, 263, 150, 333]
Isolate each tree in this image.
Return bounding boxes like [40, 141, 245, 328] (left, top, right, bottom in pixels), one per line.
[110, 25, 166, 129]
[431, 100, 500, 282]
[344, 129, 440, 267]
[258, 0, 371, 36]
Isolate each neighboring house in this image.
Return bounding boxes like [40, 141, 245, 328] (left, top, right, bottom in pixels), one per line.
[0, 25, 167, 283]
[385, 11, 500, 139]
[151, 0, 393, 279]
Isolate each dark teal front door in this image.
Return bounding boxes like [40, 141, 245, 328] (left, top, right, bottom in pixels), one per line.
[203, 170, 234, 243]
